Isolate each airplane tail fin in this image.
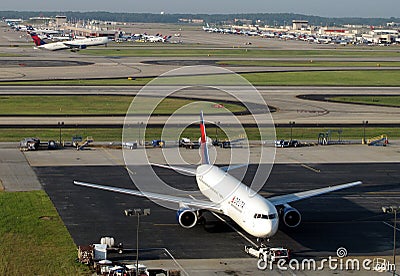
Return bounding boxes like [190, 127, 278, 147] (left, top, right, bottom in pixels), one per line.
[200, 111, 210, 165]
[29, 32, 46, 46]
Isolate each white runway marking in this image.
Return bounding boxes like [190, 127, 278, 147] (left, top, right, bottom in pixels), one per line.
[301, 164, 321, 173]
[382, 221, 400, 232]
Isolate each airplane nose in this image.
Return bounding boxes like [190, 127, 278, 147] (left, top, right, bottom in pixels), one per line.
[257, 219, 278, 238]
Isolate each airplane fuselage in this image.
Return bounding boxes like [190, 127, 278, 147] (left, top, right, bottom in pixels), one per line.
[196, 164, 279, 238]
[36, 41, 70, 51]
[64, 37, 109, 47]
[34, 37, 109, 51]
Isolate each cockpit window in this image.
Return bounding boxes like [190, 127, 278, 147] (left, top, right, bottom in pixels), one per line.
[254, 213, 277, 219]
[268, 213, 277, 219]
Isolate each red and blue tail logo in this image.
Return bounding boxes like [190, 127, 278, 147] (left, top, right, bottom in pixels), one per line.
[200, 111, 210, 165]
[30, 33, 46, 46]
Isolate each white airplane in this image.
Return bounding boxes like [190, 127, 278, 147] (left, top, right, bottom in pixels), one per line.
[74, 112, 361, 239]
[29, 32, 109, 51]
[142, 33, 172, 43]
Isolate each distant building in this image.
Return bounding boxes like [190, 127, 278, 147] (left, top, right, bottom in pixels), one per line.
[234, 18, 253, 26]
[29, 17, 53, 25]
[362, 29, 399, 44]
[387, 22, 400, 27]
[292, 20, 309, 30]
[324, 29, 346, 34]
[178, 18, 204, 24]
[55, 15, 67, 27]
[191, 19, 204, 24]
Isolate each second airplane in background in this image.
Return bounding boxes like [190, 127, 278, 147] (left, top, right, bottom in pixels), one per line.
[29, 32, 109, 51]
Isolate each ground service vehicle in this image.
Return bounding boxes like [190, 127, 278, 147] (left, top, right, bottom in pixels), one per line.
[244, 245, 289, 262]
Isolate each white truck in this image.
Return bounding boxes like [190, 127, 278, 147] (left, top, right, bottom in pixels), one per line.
[179, 137, 200, 149]
[244, 245, 289, 262]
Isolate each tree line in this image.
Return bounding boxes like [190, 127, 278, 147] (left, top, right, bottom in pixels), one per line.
[1, 11, 398, 27]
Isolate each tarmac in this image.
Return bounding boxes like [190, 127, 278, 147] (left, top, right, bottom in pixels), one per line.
[0, 146, 41, 191]
[21, 140, 400, 167]
[0, 143, 391, 275]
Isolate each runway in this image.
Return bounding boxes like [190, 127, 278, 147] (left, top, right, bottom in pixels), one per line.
[1, 24, 400, 82]
[1, 25, 400, 128]
[34, 162, 400, 259]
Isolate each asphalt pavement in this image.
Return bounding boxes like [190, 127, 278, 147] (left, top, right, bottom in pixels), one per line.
[34, 162, 400, 259]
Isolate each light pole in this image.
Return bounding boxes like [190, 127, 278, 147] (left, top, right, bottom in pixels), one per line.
[124, 208, 150, 275]
[138, 122, 143, 146]
[382, 205, 399, 276]
[362, 120, 368, 144]
[215, 121, 220, 143]
[58, 121, 64, 145]
[289, 121, 295, 141]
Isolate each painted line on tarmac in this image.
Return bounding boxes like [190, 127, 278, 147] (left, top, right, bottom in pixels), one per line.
[101, 148, 124, 166]
[211, 212, 258, 248]
[366, 191, 400, 195]
[382, 221, 400, 232]
[301, 164, 321, 173]
[126, 167, 137, 175]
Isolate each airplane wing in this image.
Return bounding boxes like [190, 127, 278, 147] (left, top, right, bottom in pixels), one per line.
[73, 181, 222, 212]
[151, 162, 246, 174]
[220, 163, 248, 172]
[150, 163, 197, 176]
[268, 181, 362, 206]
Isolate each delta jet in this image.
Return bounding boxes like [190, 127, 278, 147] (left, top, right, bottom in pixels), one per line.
[74, 112, 361, 239]
[29, 32, 109, 51]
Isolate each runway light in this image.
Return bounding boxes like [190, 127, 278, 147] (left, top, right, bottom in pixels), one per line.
[124, 207, 151, 274]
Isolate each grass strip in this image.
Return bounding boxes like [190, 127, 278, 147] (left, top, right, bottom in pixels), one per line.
[329, 96, 400, 107]
[81, 48, 400, 58]
[241, 70, 400, 86]
[1, 70, 400, 86]
[0, 96, 245, 115]
[217, 60, 400, 67]
[0, 190, 90, 275]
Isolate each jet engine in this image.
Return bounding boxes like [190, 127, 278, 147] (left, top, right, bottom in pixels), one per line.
[176, 208, 198, 229]
[281, 204, 301, 228]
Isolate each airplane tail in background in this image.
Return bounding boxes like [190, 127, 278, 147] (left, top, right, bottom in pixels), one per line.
[29, 33, 46, 46]
[200, 111, 210, 165]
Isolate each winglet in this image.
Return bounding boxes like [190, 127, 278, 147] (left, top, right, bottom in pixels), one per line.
[200, 111, 210, 165]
